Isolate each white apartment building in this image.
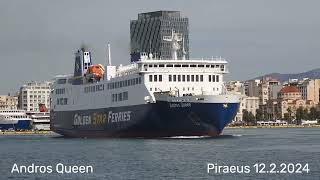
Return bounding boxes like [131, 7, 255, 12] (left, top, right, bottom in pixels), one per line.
[234, 95, 259, 122]
[19, 82, 52, 111]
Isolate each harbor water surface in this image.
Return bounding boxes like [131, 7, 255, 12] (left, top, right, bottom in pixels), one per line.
[0, 128, 319, 180]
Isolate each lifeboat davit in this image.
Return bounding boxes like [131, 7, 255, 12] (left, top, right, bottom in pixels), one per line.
[85, 64, 105, 81]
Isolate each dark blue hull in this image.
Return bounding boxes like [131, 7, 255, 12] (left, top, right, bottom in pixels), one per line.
[51, 101, 239, 138]
[0, 120, 32, 131]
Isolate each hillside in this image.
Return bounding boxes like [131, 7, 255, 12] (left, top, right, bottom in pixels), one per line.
[251, 68, 320, 82]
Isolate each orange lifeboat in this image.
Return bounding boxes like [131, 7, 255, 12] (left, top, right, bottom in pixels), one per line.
[85, 64, 105, 81]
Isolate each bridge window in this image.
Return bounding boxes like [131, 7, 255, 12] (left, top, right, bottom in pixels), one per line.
[206, 65, 210, 68]
[149, 75, 153, 82]
[166, 64, 173, 67]
[123, 92, 128, 100]
[209, 75, 211, 82]
[159, 64, 165, 67]
[216, 75, 220, 82]
[159, 75, 162, 82]
[178, 75, 181, 82]
[187, 75, 190, 82]
[190, 65, 196, 67]
[198, 65, 204, 67]
[182, 75, 185, 82]
[169, 75, 172, 82]
[200, 75, 203, 82]
[57, 79, 67, 84]
[182, 64, 189, 67]
[196, 75, 199, 82]
[191, 75, 194, 82]
[154, 75, 158, 82]
[173, 75, 177, 81]
[174, 64, 181, 67]
[212, 75, 216, 82]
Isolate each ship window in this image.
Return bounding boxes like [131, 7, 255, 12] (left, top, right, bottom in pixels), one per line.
[191, 75, 194, 82]
[174, 64, 181, 67]
[159, 75, 162, 82]
[182, 64, 188, 67]
[209, 75, 212, 82]
[154, 64, 158, 68]
[150, 88, 152, 91]
[166, 64, 173, 67]
[182, 75, 185, 82]
[138, 77, 142, 84]
[216, 75, 219, 82]
[196, 75, 199, 82]
[173, 75, 177, 82]
[211, 65, 215, 68]
[187, 75, 190, 82]
[135, 78, 139, 84]
[159, 64, 165, 67]
[120, 81, 123, 88]
[118, 93, 123, 101]
[57, 79, 67, 84]
[212, 75, 216, 82]
[190, 65, 196, 67]
[154, 75, 158, 82]
[169, 75, 172, 82]
[132, 79, 136, 85]
[178, 75, 181, 82]
[215, 65, 220, 68]
[198, 65, 204, 67]
[200, 75, 203, 82]
[149, 75, 153, 82]
[123, 92, 128, 100]
[206, 65, 210, 68]
[149, 64, 153, 67]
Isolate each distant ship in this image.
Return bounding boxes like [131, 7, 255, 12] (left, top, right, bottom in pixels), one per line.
[50, 31, 240, 138]
[26, 103, 50, 131]
[0, 109, 32, 131]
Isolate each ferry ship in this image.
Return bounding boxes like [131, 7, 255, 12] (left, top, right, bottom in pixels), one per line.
[50, 31, 240, 138]
[0, 110, 32, 131]
[27, 104, 50, 131]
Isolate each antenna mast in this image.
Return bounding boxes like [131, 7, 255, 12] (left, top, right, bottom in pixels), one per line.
[107, 43, 112, 66]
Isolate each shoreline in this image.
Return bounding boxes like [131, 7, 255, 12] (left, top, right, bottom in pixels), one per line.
[0, 125, 319, 136]
[0, 131, 55, 136]
[226, 124, 320, 129]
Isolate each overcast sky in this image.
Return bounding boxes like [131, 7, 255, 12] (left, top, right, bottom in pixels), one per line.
[0, 0, 319, 94]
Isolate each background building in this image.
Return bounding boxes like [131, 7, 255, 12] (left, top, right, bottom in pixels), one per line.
[0, 95, 18, 110]
[234, 95, 259, 122]
[297, 79, 320, 105]
[266, 86, 315, 119]
[19, 82, 52, 111]
[130, 11, 189, 60]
